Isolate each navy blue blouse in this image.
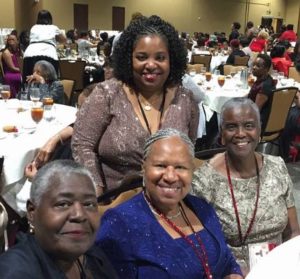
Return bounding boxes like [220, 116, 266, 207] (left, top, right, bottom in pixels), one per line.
[96, 193, 242, 279]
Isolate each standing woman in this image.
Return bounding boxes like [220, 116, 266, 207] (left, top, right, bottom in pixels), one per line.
[1, 34, 22, 98]
[72, 15, 199, 196]
[192, 98, 300, 275]
[22, 10, 66, 80]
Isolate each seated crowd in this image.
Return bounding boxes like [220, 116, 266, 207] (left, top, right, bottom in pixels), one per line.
[1, 10, 300, 279]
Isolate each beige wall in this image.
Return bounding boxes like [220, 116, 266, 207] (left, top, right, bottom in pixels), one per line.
[0, 0, 298, 38]
[0, 0, 15, 28]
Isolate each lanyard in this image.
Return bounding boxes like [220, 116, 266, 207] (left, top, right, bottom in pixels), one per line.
[143, 192, 213, 279]
[225, 153, 260, 245]
[136, 91, 166, 135]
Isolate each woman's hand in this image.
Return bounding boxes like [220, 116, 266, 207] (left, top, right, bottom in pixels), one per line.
[25, 161, 38, 180]
[26, 72, 45, 84]
[34, 135, 60, 168]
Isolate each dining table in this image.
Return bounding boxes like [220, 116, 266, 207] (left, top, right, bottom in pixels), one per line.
[0, 99, 77, 213]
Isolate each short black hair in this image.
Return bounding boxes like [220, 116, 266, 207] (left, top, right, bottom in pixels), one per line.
[112, 15, 187, 89]
[287, 24, 294, 31]
[233, 22, 241, 30]
[270, 45, 285, 58]
[257, 53, 272, 70]
[37, 10, 52, 25]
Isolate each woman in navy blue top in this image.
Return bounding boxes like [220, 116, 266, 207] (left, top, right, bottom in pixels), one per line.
[96, 129, 242, 279]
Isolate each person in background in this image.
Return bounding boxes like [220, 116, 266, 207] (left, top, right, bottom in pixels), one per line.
[26, 60, 64, 104]
[77, 31, 97, 57]
[0, 160, 118, 279]
[245, 21, 257, 41]
[19, 30, 30, 52]
[229, 22, 241, 43]
[96, 128, 243, 279]
[270, 44, 293, 77]
[1, 34, 22, 98]
[289, 40, 300, 62]
[226, 39, 246, 65]
[72, 15, 199, 196]
[248, 54, 275, 131]
[192, 98, 300, 276]
[249, 30, 268, 53]
[23, 10, 66, 80]
[66, 29, 77, 44]
[279, 24, 297, 42]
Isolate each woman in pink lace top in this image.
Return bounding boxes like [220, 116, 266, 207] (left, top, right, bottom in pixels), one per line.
[72, 16, 199, 196]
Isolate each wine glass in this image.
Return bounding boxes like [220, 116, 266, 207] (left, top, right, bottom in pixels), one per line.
[217, 75, 225, 88]
[31, 104, 44, 125]
[29, 88, 41, 103]
[247, 75, 255, 88]
[205, 72, 212, 82]
[1, 85, 11, 102]
[200, 66, 206, 75]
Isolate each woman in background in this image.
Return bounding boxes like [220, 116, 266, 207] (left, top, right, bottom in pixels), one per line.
[23, 10, 66, 80]
[1, 34, 22, 98]
[26, 60, 64, 104]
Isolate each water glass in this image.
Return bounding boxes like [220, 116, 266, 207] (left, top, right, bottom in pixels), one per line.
[29, 88, 40, 103]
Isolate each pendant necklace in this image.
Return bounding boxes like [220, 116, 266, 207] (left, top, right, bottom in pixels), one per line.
[136, 90, 166, 135]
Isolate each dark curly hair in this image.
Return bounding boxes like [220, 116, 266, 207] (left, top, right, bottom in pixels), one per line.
[112, 15, 187, 89]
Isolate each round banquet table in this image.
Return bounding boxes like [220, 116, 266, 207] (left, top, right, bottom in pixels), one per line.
[246, 236, 300, 279]
[0, 99, 76, 211]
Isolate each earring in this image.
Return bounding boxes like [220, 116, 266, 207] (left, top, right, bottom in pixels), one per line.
[29, 222, 35, 234]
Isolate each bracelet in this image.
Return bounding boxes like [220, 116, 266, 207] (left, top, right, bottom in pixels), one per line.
[57, 133, 64, 145]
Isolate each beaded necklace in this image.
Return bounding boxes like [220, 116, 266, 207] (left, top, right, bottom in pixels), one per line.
[225, 152, 260, 245]
[143, 192, 213, 278]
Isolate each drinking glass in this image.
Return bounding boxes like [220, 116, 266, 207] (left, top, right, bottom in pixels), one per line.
[230, 69, 236, 78]
[247, 75, 255, 88]
[200, 66, 206, 75]
[43, 96, 54, 121]
[29, 87, 40, 103]
[214, 69, 220, 76]
[1, 85, 11, 102]
[278, 72, 284, 83]
[205, 72, 212, 82]
[31, 104, 44, 125]
[217, 75, 225, 88]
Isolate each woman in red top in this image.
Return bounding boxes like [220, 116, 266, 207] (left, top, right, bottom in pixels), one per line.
[271, 44, 293, 76]
[249, 30, 268, 53]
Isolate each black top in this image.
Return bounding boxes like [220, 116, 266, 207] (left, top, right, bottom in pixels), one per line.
[0, 233, 118, 279]
[226, 49, 246, 65]
[229, 30, 240, 43]
[248, 74, 275, 132]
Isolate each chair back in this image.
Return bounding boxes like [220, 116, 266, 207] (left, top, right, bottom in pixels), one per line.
[187, 63, 204, 74]
[98, 174, 143, 217]
[223, 65, 245, 76]
[261, 86, 298, 142]
[191, 54, 212, 70]
[60, 79, 75, 105]
[288, 67, 300, 82]
[195, 147, 226, 160]
[59, 60, 86, 91]
[234, 55, 250, 66]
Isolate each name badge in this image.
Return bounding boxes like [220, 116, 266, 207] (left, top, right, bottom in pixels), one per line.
[248, 242, 277, 269]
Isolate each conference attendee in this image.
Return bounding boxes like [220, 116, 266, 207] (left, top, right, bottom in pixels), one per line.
[249, 30, 269, 53]
[279, 24, 297, 43]
[192, 98, 300, 275]
[225, 39, 246, 65]
[26, 60, 64, 104]
[229, 22, 241, 43]
[248, 54, 276, 131]
[72, 15, 199, 196]
[0, 160, 118, 278]
[76, 31, 97, 58]
[96, 128, 243, 279]
[1, 34, 22, 98]
[23, 10, 66, 80]
[270, 44, 293, 77]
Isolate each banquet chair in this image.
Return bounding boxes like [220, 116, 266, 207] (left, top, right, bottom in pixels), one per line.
[288, 67, 300, 82]
[223, 65, 245, 76]
[195, 147, 226, 161]
[191, 54, 212, 70]
[60, 79, 75, 106]
[187, 63, 204, 74]
[59, 60, 86, 91]
[98, 174, 143, 218]
[258, 87, 298, 154]
[233, 55, 250, 66]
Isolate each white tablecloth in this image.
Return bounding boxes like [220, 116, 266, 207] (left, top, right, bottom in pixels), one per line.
[192, 74, 249, 114]
[246, 236, 300, 279]
[0, 100, 77, 189]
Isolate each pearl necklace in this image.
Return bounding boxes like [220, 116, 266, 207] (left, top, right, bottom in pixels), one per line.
[143, 192, 181, 220]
